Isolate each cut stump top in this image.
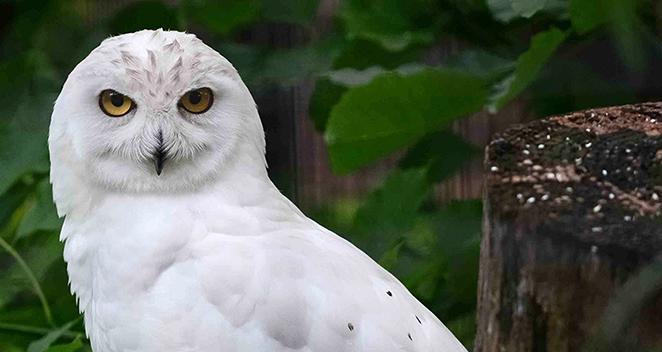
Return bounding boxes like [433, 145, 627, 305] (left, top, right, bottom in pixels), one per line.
[486, 102, 662, 256]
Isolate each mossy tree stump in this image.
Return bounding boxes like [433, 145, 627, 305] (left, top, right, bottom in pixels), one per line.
[476, 103, 662, 351]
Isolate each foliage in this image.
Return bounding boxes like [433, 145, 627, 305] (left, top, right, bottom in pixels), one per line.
[486, 27, 567, 112]
[325, 69, 488, 173]
[0, 0, 660, 350]
[584, 260, 662, 352]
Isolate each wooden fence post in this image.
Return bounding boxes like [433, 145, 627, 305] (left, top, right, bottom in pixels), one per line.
[475, 103, 662, 351]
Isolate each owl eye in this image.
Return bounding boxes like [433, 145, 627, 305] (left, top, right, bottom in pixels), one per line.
[179, 88, 213, 114]
[99, 90, 135, 117]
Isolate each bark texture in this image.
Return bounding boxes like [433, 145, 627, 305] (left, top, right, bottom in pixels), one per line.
[476, 103, 662, 352]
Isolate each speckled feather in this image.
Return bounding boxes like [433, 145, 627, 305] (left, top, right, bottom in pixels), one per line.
[49, 29, 467, 352]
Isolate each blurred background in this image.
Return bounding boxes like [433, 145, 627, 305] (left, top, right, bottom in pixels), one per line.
[0, 0, 661, 351]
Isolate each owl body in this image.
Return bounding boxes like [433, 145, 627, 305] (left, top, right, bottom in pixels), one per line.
[49, 29, 467, 352]
[61, 164, 464, 352]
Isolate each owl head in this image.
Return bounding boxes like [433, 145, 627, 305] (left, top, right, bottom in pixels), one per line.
[49, 29, 267, 213]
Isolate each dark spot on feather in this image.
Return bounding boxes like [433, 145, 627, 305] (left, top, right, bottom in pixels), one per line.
[408, 333, 412, 341]
[347, 323, 354, 331]
[416, 315, 421, 324]
[386, 291, 392, 296]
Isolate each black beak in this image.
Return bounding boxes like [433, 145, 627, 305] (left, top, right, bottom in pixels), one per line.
[153, 131, 166, 176]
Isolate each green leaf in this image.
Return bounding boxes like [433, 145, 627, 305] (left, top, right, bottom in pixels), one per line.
[605, 0, 646, 69]
[309, 78, 347, 132]
[400, 131, 479, 182]
[221, 38, 342, 89]
[352, 167, 431, 258]
[569, 0, 608, 34]
[485, 0, 520, 22]
[259, 39, 341, 86]
[445, 50, 516, 81]
[512, 0, 547, 18]
[27, 319, 80, 352]
[487, 27, 567, 113]
[312, 64, 427, 125]
[16, 179, 62, 240]
[401, 254, 444, 300]
[570, 0, 643, 36]
[261, 0, 319, 25]
[309, 64, 425, 133]
[446, 312, 478, 348]
[340, 0, 436, 51]
[0, 182, 33, 229]
[431, 200, 482, 284]
[0, 55, 56, 197]
[45, 337, 83, 352]
[395, 200, 482, 337]
[333, 38, 424, 70]
[180, 0, 261, 35]
[27, 3, 98, 82]
[379, 241, 405, 270]
[0, 126, 49, 196]
[570, 0, 645, 68]
[325, 64, 425, 87]
[108, 1, 179, 34]
[325, 69, 488, 174]
[487, 0, 567, 22]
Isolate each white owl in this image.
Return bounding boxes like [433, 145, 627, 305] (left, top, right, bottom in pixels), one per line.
[48, 29, 468, 352]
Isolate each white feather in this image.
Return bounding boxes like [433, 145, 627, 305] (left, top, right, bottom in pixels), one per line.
[49, 29, 467, 352]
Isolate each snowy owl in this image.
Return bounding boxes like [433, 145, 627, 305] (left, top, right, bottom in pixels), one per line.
[48, 29, 468, 352]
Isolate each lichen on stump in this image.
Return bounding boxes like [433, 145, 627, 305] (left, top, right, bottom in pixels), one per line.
[476, 103, 662, 352]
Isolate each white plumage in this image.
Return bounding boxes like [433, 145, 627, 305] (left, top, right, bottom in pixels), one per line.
[48, 29, 468, 352]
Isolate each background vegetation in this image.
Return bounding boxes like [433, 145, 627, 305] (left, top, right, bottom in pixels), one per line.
[0, 0, 660, 351]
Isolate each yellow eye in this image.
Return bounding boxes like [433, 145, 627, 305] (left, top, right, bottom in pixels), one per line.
[179, 88, 213, 114]
[99, 90, 134, 117]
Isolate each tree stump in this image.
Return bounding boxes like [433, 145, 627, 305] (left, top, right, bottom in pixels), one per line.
[476, 103, 662, 351]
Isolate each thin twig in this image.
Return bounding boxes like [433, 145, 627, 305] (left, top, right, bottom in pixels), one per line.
[0, 236, 55, 327]
[0, 321, 84, 339]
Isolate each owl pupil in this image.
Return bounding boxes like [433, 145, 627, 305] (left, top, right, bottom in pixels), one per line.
[110, 93, 124, 107]
[189, 91, 202, 104]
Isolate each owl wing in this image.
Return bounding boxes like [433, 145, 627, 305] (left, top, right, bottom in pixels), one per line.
[198, 223, 468, 352]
